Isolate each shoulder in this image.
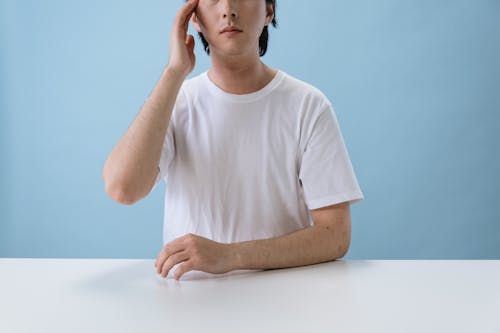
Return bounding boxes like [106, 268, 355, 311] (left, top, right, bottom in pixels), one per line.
[180, 71, 207, 94]
[277, 71, 332, 111]
[170, 71, 208, 112]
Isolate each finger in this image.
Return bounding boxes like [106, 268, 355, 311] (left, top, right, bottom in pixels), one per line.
[156, 249, 173, 274]
[155, 242, 183, 273]
[186, 34, 195, 51]
[161, 251, 190, 278]
[182, 12, 195, 33]
[174, 0, 199, 30]
[174, 260, 194, 281]
[155, 248, 168, 272]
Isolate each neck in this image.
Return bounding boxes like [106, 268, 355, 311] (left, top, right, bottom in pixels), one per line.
[207, 52, 277, 95]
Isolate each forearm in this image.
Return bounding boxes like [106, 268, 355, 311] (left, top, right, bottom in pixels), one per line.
[103, 67, 185, 204]
[230, 225, 349, 270]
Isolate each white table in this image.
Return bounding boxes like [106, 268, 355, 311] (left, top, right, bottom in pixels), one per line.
[0, 259, 499, 333]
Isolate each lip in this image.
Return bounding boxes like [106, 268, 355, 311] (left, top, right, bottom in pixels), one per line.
[220, 26, 243, 34]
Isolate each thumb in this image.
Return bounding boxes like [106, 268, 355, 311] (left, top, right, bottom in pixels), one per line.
[186, 34, 195, 52]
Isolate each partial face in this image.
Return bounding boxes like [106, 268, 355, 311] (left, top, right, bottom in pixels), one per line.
[191, 0, 274, 56]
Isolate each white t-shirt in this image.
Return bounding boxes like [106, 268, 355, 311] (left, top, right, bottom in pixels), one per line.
[152, 69, 364, 247]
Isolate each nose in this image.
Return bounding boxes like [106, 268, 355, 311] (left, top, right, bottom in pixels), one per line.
[222, 0, 238, 19]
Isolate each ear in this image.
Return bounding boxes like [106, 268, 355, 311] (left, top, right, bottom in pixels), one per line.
[264, 2, 274, 26]
[191, 12, 202, 32]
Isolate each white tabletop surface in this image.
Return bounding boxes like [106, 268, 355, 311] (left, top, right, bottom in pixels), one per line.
[0, 259, 499, 333]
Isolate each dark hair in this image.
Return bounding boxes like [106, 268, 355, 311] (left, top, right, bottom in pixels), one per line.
[187, 0, 277, 57]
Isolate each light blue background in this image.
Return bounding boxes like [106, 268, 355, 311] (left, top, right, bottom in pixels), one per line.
[1, 0, 499, 259]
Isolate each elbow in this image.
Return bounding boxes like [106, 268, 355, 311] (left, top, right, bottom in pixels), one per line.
[330, 245, 349, 261]
[104, 182, 138, 205]
[336, 237, 351, 260]
[337, 244, 349, 260]
[336, 219, 351, 260]
[103, 172, 141, 206]
[107, 186, 138, 205]
[330, 230, 350, 261]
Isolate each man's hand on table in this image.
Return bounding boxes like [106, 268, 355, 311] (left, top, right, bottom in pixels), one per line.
[154, 233, 237, 280]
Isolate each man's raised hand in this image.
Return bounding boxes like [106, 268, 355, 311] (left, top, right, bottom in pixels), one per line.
[167, 0, 199, 78]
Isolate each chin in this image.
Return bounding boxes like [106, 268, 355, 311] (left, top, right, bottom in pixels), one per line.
[212, 45, 251, 57]
[225, 49, 246, 56]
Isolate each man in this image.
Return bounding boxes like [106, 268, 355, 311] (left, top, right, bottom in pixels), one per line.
[103, 0, 364, 281]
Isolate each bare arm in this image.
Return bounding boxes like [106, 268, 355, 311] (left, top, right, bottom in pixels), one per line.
[102, 0, 199, 205]
[154, 201, 352, 280]
[231, 201, 351, 270]
[102, 69, 184, 204]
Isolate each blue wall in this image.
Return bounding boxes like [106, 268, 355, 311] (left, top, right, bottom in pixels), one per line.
[1, 0, 499, 259]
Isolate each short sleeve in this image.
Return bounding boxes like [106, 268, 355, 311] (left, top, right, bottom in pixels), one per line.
[151, 85, 187, 190]
[152, 119, 175, 187]
[298, 104, 364, 209]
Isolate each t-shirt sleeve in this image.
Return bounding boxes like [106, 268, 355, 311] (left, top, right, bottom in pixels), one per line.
[151, 85, 187, 190]
[298, 104, 364, 209]
[152, 118, 175, 187]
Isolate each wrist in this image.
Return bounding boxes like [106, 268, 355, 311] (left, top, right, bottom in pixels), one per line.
[226, 242, 244, 271]
[164, 65, 188, 80]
